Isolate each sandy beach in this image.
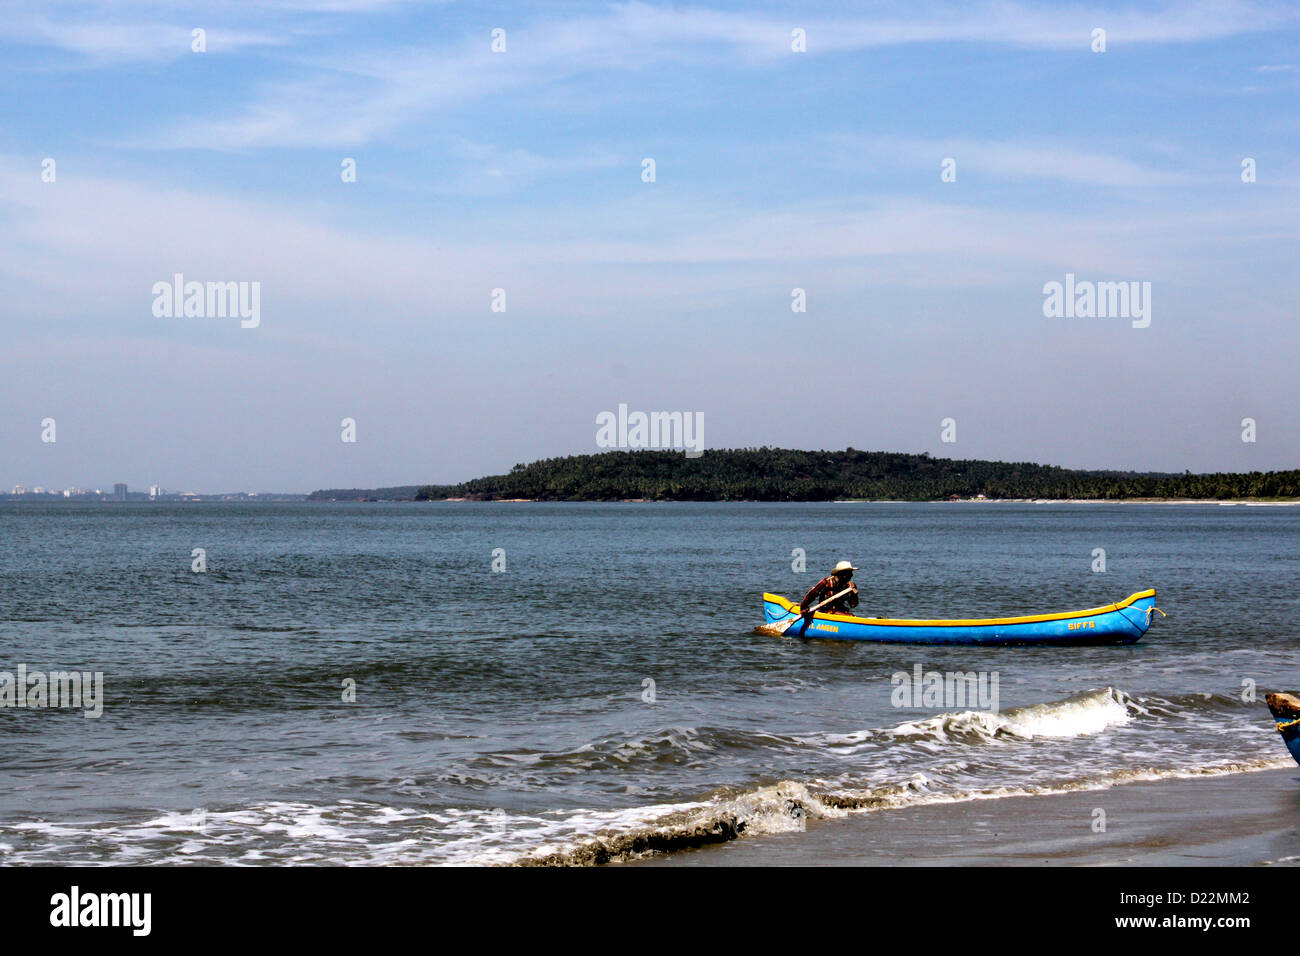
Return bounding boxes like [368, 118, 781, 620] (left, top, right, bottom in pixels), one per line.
[636, 766, 1300, 866]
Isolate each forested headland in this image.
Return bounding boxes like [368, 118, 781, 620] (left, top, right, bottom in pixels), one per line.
[306, 448, 1300, 502]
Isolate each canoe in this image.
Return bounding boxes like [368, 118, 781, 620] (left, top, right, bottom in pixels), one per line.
[1265, 693, 1300, 767]
[759, 588, 1160, 645]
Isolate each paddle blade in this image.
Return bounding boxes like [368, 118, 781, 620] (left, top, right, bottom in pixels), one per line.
[754, 616, 801, 637]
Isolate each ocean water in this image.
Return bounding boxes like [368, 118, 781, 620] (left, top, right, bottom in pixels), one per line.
[0, 501, 1296, 865]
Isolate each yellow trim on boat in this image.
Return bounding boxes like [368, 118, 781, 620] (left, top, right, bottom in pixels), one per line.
[763, 589, 1157, 628]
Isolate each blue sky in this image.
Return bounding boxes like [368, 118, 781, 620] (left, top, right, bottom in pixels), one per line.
[1, 0, 1297, 491]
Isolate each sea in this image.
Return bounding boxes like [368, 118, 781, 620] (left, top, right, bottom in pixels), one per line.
[0, 501, 1296, 865]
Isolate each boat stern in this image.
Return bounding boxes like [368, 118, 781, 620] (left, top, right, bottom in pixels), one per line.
[1266, 692, 1300, 768]
[1114, 589, 1160, 639]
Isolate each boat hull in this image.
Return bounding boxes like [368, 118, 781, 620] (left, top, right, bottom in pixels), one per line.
[1265, 693, 1300, 767]
[761, 589, 1158, 645]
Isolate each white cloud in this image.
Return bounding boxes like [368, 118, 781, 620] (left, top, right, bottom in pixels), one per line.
[817, 135, 1200, 188]
[132, 1, 1300, 149]
[2, 152, 1296, 339]
[0, 13, 289, 66]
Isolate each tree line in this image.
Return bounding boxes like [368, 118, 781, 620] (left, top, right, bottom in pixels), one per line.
[386, 448, 1300, 501]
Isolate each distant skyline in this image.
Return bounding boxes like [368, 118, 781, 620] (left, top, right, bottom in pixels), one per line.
[2, 1, 1297, 492]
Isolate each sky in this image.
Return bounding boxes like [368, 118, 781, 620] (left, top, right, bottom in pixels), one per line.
[1, 0, 1297, 492]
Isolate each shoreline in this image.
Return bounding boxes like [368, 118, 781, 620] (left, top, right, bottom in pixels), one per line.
[633, 765, 1300, 867]
[419, 497, 1300, 505]
[9, 496, 1298, 505]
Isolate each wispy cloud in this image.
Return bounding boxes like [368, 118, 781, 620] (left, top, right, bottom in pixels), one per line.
[0, 13, 289, 66]
[815, 135, 1203, 188]
[130, 0, 1300, 150]
[3, 150, 1294, 333]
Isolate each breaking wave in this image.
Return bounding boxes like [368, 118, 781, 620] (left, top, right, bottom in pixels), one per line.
[1, 687, 1288, 867]
[495, 686, 1286, 865]
[816, 687, 1134, 751]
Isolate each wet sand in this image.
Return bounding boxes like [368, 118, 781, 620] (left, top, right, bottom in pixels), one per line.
[636, 767, 1300, 866]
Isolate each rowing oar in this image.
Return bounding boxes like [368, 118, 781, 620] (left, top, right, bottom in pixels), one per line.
[758, 588, 855, 637]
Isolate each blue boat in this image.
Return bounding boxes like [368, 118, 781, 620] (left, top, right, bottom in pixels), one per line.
[759, 588, 1160, 645]
[1266, 693, 1300, 767]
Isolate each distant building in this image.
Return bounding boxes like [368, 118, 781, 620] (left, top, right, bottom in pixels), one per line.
[11, 485, 26, 495]
[148, 484, 163, 498]
[114, 483, 128, 501]
[32, 486, 44, 494]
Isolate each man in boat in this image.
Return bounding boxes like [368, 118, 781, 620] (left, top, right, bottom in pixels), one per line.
[800, 561, 860, 620]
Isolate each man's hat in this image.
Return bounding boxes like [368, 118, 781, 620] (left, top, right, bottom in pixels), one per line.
[833, 560, 859, 574]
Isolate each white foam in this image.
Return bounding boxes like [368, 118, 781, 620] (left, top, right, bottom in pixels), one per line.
[990, 688, 1132, 738]
[0, 688, 1284, 867]
[817, 688, 1133, 753]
